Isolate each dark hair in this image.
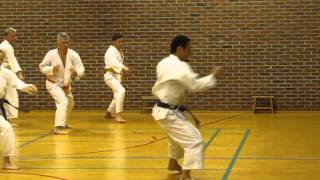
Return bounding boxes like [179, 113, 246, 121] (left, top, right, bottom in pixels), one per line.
[112, 33, 123, 41]
[170, 35, 191, 54]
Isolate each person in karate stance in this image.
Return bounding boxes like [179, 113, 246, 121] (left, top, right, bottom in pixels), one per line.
[152, 35, 223, 180]
[39, 32, 85, 135]
[104, 34, 130, 123]
[0, 49, 38, 170]
[0, 28, 25, 127]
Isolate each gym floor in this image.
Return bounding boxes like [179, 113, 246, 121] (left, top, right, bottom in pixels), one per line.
[1, 110, 319, 180]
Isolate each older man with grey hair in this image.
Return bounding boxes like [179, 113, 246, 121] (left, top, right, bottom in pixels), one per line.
[39, 32, 85, 135]
[0, 28, 24, 127]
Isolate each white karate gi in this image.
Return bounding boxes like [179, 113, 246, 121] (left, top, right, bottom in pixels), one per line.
[152, 54, 217, 170]
[0, 40, 22, 119]
[0, 66, 30, 156]
[104, 45, 125, 114]
[39, 49, 84, 127]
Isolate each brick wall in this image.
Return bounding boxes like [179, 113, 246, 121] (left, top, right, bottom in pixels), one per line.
[0, 0, 319, 110]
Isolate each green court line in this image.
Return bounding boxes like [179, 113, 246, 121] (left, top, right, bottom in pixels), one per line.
[204, 129, 221, 151]
[221, 129, 251, 180]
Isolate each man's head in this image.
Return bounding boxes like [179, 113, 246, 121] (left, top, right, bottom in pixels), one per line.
[170, 35, 191, 62]
[0, 49, 5, 65]
[57, 32, 70, 52]
[4, 28, 17, 44]
[112, 33, 123, 49]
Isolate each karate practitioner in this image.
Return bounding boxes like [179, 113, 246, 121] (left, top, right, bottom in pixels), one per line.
[0, 49, 38, 170]
[39, 32, 85, 135]
[104, 34, 130, 123]
[152, 35, 222, 180]
[0, 28, 24, 127]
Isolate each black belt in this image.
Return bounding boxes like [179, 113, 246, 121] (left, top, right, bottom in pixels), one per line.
[155, 99, 201, 127]
[0, 98, 18, 121]
[0, 98, 9, 120]
[156, 100, 186, 112]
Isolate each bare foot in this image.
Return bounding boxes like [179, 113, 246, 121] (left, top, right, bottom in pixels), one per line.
[115, 117, 126, 123]
[179, 170, 193, 180]
[114, 114, 126, 123]
[104, 111, 114, 119]
[54, 128, 69, 135]
[168, 164, 182, 174]
[2, 164, 20, 170]
[168, 159, 182, 174]
[65, 124, 72, 129]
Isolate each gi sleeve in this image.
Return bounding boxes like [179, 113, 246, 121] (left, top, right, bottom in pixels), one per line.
[6, 48, 22, 73]
[178, 63, 217, 93]
[6, 68, 29, 90]
[39, 52, 54, 76]
[72, 52, 85, 79]
[2, 46, 22, 73]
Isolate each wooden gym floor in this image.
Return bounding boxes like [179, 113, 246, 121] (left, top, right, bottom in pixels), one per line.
[0, 110, 319, 180]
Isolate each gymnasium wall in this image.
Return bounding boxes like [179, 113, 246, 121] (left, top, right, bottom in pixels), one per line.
[0, 0, 319, 110]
